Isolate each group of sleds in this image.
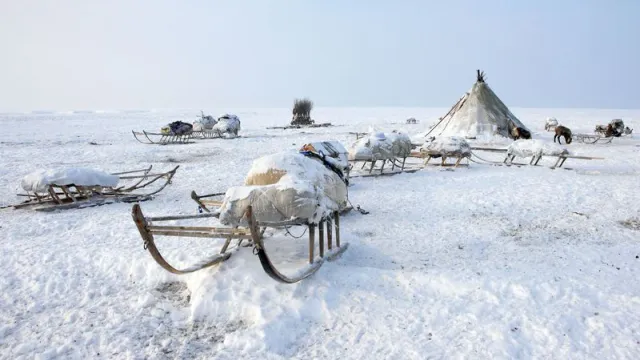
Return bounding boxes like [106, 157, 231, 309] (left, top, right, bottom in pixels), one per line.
[132, 112, 242, 145]
[5, 73, 636, 286]
[544, 117, 633, 145]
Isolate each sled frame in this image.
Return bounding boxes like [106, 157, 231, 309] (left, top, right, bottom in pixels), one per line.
[10, 166, 179, 211]
[573, 134, 614, 144]
[132, 130, 195, 145]
[131, 204, 348, 283]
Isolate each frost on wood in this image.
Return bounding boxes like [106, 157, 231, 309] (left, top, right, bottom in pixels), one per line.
[21, 168, 119, 193]
[218, 151, 348, 226]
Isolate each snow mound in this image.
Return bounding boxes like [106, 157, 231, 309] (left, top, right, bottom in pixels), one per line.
[348, 131, 411, 161]
[21, 168, 119, 193]
[219, 151, 348, 226]
[421, 136, 472, 157]
[507, 139, 569, 158]
[213, 114, 241, 137]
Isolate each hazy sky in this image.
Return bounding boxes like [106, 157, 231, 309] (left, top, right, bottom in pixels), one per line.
[1, 0, 638, 111]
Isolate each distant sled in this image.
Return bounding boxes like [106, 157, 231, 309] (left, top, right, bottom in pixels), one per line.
[132, 114, 241, 145]
[6, 165, 178, 211]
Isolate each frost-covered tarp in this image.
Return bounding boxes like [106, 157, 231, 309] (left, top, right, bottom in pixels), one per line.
[21, 168, 119, 193]
[348, 131, 411, 161]
[300, 141, 349, 170]
[219, 151, 348, 226]
[421, 136, 471, 157]
[193, 115, 217, 131]
[213, 114, 241, 138]
[507, 139, 569, 159]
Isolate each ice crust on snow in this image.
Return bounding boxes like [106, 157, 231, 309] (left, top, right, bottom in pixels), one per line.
[507, 139, 569, 158]
[20, 168, 119, 193]
[218, 150, 347, 226]
[421, 136, 472, 157]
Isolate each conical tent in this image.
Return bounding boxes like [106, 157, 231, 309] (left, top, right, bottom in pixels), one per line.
[426, 70, 529, 139]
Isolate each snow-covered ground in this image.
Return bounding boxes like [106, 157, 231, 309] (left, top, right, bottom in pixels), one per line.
[1, 108, 639, 359]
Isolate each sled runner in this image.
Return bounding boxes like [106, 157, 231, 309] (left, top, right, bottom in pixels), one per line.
[8, 166, 179, 211]
[132, 130, 195, 145]
[572, 134, 614, 144]
[132, 198, 350, 283]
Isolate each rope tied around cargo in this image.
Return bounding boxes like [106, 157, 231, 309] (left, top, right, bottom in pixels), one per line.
[299, 150, 349, 186]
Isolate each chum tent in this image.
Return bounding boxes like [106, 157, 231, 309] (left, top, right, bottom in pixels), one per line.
[423, 70, 530, 139]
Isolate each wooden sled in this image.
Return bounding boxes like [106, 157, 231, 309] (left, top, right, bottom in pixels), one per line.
[131, 202, 349, 283]
[8, 166, 179, 211]
[573, 134, 614, 144]
[132, 130, 195, 145]
[410, 150, 470, 168]
[503, 153, 603, 169]
[348, 157, 418, 177]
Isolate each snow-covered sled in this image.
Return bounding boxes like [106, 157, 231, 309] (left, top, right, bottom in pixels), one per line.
[132, 150, 351, 283]
[132, 130, 195, 145]
[348, 131, 416, 176]
[504, 140, 603, 168]
[572, 133, 614, 144]
[414, 136, 471, 167]
[8, 165, 179, 211]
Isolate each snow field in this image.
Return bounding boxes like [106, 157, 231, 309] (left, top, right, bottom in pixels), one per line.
[1, 108, 639, 359]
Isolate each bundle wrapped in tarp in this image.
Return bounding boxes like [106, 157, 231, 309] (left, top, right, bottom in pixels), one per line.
[218, 150, 348, 226]
[507, 139, 569, 159]
[161, 121, 193, 135]
[420, 136, 471, 158]
[300, 141, 349, 171]
[213, 114, 241, 138]
[348, 131, 411, 161]
[193, 115, 217, 131]
[21, 168, 119, 193]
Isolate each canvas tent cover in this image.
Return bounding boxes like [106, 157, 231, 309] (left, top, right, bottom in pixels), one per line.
[218, 151, 348, 226]
[425, 70, 530, 139]
[21, 168, 120, 193]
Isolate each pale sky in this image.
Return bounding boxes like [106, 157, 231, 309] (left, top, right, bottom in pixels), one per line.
[1, 0, 638, 111]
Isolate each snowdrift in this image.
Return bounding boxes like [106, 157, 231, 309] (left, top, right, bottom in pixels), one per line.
[21, 168, 119, 193]
[507, 139, 569, 159]
[218, 151, 348, 226]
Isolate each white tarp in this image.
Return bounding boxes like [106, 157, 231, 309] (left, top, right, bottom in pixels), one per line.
[421, 136, 471, 157]
[218, 151, 348, 226]
[348, 131, 411, 161]
[213, 114, 241, 138]
[21, 168, 120, 193]
[193, 115, 217, 131]
[507, 139, 569, 159]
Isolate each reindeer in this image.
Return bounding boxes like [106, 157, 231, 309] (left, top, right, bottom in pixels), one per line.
[511, 126, 532, 140]
[554, 125, 573, 144]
